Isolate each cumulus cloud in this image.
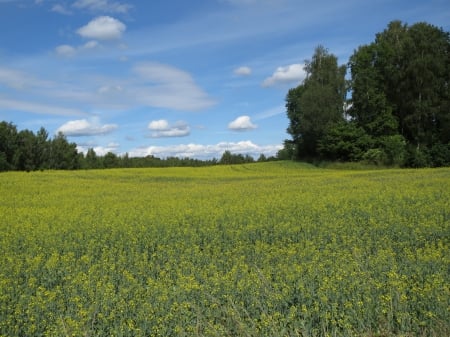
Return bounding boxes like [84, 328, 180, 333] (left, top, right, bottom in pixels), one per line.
[148, 119, 169, 130]
[148, 119, 190, 138]
[57, 119, 118, 136]
[77, 16, 126, 40]
[262, 63, 306, 87]
[133, 62, 215, 111]
[234, 66, 252, 76]
[72, 0, 132, 13]
[128, 141, 282, 159]
[228, 115, 257, 131]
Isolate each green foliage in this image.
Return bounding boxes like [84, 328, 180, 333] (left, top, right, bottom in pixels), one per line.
[428, 142, 450, 167]
[0, 123, 79, 171]
[219, 150, 255, 165]
[0, 121, 18, 171]
[282, 20, 450, 167]
[49, 132, 79, 170]
[318, 121, 373, 161]
[286, 46, 347, 159]
[0, 164, 449, 336]
[379, 135, 407, 166]
[349, 20, 450, 166]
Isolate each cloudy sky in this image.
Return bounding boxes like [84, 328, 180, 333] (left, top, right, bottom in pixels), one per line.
[0, 0, 448, 159]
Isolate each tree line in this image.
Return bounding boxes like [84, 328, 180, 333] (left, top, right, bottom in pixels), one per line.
[0, 121, 278, 171]
[283, 20, 450, 167]
[0, 122, 79, 171]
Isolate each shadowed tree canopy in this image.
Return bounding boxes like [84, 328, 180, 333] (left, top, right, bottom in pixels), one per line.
[348, 20, 450, 166]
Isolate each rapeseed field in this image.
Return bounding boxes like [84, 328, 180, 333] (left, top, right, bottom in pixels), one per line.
[0, 162, 448, 336]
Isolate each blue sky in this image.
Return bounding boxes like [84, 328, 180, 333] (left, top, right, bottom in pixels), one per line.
[0, 0, 449, 159]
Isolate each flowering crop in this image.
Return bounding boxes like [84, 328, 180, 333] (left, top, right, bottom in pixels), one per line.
[0, 162, 449, 336]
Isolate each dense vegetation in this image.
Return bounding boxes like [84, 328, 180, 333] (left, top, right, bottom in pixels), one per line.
[1, 162, 448, 336]
[283, 21, 450, 167]
[0, 121, 275, 171]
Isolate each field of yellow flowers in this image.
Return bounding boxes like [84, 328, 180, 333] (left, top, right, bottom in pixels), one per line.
[0, 162, 449, 336]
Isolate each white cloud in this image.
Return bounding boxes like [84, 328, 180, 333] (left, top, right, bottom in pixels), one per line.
[148, 119, 170, 130]
[133, 62, 215, 111]
[55, 41, 100, 57]
[77, 16, 126, 40]
[77, 142, 120, 156]
[0, 98, 87, 116]
[51, 4, 72, 15]
[228, 115, 257, 131]
[234, 66, 252, 76]
[57, 118, 118, 136]
[128, 141, 282, 159]
[148, 119, 190, 138]
[262, 63, 306, 87]
[0, 67, 33, 89]
[0, 62, 214, 115]
[82, 40, 99, 49]
[72, 0, 132, 13]
[55, 44, 77, 57]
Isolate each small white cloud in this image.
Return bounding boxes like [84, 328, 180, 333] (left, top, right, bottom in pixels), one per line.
[57, 119, 118, 136]
[148, 119, 190, 138]
[228, 115, 257, 131]
[73, 0, 132, 13]
[82, 40, 99, 49]
[51, 4, 72, 15]
[262, 63, 306, 87]
[55, 41, 100, 57]
[55, 44, 76, 57]
[234, 66, 252, 76]
[77, 16, 126, 40]
[148, 119, 170, 131]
